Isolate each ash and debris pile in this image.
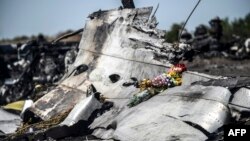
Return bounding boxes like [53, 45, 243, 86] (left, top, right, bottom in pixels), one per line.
[0, 4, 250, 141]
[0, 37, 79, 105]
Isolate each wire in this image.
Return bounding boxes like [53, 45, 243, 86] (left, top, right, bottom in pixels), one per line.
[178, 0, 202, 42]
[80, 48, 171, 68]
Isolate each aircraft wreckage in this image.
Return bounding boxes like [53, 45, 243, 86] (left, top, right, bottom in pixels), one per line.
[1, 7, 250, 141]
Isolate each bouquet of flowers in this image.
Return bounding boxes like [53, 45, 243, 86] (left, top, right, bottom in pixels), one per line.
[128, 64, 187, 107]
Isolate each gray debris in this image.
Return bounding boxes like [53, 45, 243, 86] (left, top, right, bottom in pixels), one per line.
[30, 7, 183, 121]
[182, 71, 225, 85]
[29, 86, 86, 121]
[192, 77, 250, 89]
[61, 92, 103, 126]
[15, 6, 249, 141]
[89, 85, 231, 140]
[0, 109, 21, 134]
[230, 88, 250, 109]
[121, 0, 135, 8]
[229, 88, 250, 120]
[114, 116, 208, 141]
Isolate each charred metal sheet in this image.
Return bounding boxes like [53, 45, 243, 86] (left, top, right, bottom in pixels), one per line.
[29, 85, 86, 120]
[61, 7, 175, 97]
[61, 93, 103, 126]
[115, 85, 231, 134]
[159, 85, 231, 133]
[113, 114, 207, 141]
[45, 8, 194, 107]
[89, 85, 231, 140]
[192, 77, 250, 89]
[89, 100, 125, 130]
[90, 104, 207, 140]
[161, 85, 231, 105]
[0, 109, 21, 134]
[70, 7, 174, 80]
[26, 7, 229, 140]
[121, 0, 135, 8]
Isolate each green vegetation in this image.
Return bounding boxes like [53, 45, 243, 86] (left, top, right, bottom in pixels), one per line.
[164, 23, 183, 43]
[0, 30, 79, 45]
[0, 34, 48, 45]
[221, 13, 250, 42]
[165, 13, 250, 43]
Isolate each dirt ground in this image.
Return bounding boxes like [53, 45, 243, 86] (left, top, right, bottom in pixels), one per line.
[185, 57, 250, 77]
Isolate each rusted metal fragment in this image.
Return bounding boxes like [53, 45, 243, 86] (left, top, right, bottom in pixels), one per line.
[29, 85, 86, 120]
